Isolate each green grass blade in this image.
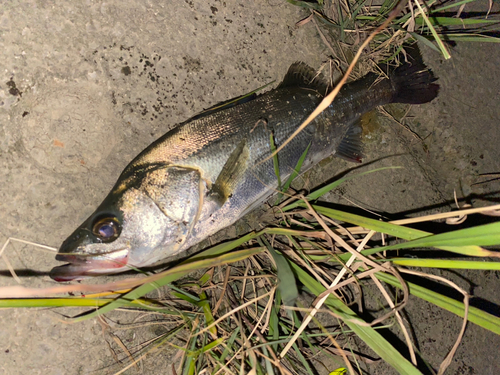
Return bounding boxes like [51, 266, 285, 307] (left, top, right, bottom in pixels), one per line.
[199, 291, 217, 338]
[171, 292, 199, 307]
[0, 297, 182, 314]
[379, 0, 400, 18]
[355, 15, 377, 22]
[430, 0, 476, 12]
[314, 12, 342, 28]
[374, 222, 500, 253]
[380, 44, 405, 63]
[375, 271, 500, 335]
[414, 0, 451, 59]
[210, 327, 239, 374]
[391, 258, 500, 269]
[441, 34, 500, 43]
[198, 271, 211, 286]
[395, 0, 438, 24]
[415, 16, 500, 27]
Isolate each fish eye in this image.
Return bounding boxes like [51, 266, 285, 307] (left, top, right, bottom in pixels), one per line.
[92, 216, 121, 242]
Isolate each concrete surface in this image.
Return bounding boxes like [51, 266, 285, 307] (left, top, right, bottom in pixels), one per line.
[0, 0, 499, 374]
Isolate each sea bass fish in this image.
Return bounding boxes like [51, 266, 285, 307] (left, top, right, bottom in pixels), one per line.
[50, 58, 438, 281]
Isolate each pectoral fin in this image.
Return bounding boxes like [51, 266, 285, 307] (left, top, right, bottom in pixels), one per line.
[210, 139, 250, 205]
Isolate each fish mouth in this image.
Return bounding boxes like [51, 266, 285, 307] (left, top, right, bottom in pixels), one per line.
[50, 248, 130, 282]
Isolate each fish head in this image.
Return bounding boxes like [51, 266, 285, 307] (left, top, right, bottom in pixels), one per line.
[50, 165, 203, 282]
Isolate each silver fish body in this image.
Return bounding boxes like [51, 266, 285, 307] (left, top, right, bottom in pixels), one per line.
[50, 60, 438, 281]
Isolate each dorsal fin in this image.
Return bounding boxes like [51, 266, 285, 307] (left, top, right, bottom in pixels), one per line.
[278, 62, 330, 95]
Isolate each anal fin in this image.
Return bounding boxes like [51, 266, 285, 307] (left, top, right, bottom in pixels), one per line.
[336, 122, 364, 163]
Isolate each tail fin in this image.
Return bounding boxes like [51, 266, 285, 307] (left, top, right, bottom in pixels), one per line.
[390, 55, 439, 105]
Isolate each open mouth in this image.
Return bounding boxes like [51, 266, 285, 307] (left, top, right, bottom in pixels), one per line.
[50, 248, 129, 282]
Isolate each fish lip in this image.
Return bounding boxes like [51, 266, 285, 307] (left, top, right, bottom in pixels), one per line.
[50, 248, 130, 282]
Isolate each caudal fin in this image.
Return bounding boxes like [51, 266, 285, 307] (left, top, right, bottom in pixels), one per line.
[390, 56, 439, 105]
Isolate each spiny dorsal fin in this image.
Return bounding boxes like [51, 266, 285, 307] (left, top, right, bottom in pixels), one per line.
[278, 62, 330, 95]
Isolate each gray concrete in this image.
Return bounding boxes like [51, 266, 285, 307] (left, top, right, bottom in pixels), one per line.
[0, 0, 499, 374]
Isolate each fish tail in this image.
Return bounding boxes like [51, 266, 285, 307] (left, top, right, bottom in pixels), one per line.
[390, 58, 439, 105]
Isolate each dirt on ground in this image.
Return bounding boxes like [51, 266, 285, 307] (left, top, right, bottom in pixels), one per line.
[0, 0, 499, 374]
